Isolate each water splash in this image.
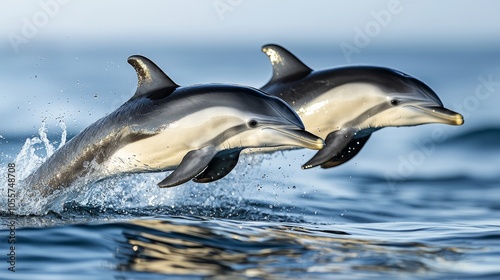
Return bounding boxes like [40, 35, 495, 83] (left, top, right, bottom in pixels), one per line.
[9, 121, 70, 215]
[6, 121, 292, 218]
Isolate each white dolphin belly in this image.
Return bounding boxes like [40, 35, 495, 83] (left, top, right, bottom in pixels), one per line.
[104, 130, 195, 175]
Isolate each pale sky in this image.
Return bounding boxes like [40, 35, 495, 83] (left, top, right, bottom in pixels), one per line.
[1, 0, 500, 49]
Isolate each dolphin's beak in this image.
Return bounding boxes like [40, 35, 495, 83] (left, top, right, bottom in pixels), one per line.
[412, 106, 464, 126]
[266, 128, 325, 150]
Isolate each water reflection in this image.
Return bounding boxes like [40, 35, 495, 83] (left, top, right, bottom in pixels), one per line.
[115, 218, 463, 278]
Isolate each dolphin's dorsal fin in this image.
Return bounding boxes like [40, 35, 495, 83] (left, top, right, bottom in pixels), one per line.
[127, 55, 178, 99]
[262, 44, 312, 83]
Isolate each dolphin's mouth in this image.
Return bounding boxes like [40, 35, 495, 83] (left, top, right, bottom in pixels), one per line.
[413, 106, 464, 126]
[266, 128, 325, 150]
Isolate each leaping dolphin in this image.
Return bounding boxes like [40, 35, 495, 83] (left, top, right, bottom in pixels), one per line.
[260, 44, 464, 169]
[22, 55, 324, 198]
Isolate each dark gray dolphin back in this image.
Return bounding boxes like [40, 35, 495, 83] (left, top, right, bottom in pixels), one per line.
[261, 44, 443, 107]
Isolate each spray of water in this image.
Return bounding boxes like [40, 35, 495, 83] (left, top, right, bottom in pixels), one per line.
[8, 121, 179, 215]
[5, 121, 296, 218]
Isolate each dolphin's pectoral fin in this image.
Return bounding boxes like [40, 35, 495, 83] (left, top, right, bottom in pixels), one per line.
[320, 134, 371, 169]
[302, 129, 355, 169]
[193, 150, 241, 183]
[127, 55, 179, 99]
[157, 146, 217, 188]
[261, 44, 312, 84]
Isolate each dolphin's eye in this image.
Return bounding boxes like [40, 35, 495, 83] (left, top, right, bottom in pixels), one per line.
[248, 119, 258, 128]
[390, 99, 399, 106]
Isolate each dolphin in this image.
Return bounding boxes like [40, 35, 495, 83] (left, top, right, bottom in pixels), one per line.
[260, 44, 464, 169]
[22, 55, 324, 198]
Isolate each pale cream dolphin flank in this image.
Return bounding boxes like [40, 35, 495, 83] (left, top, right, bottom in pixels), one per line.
[260, 44, 464, 169]
[23, 55, 324, 197]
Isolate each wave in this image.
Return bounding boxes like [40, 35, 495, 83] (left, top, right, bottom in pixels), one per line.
[345, 172, 500, 186]
[439, 126, 500, 150]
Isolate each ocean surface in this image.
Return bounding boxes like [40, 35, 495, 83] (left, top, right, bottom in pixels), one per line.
[1, 43, 500, 279]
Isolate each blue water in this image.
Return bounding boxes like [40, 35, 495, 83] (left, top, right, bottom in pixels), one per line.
[1, 44, 500, 279]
